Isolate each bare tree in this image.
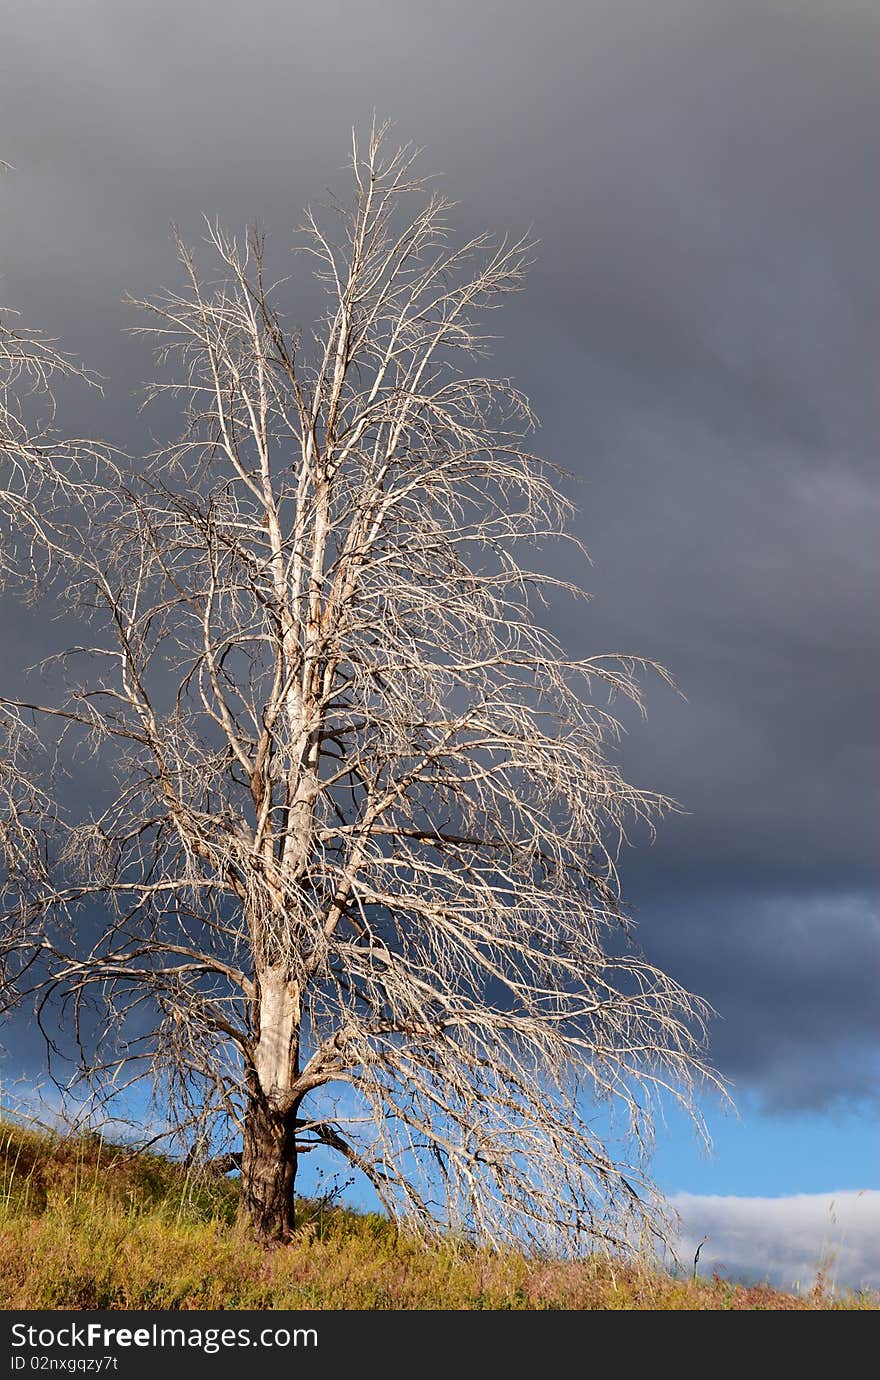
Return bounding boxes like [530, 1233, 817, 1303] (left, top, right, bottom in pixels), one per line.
[0, 125, 720, 1250]
[0, 309, 96, 582]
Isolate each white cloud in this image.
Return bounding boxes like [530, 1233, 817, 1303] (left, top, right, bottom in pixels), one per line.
[672, 1190, 880, 1295]
[0, 1074, 170, 1147]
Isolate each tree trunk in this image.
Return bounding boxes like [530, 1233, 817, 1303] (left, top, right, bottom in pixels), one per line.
[238, 965, 301, 1243]
[239, 1091, 298, 1242]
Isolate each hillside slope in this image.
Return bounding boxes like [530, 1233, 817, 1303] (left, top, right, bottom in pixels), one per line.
[0, 1121, 873, 1310]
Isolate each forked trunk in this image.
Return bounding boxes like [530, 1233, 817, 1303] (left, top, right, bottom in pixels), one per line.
[238, 966, 301, 1243]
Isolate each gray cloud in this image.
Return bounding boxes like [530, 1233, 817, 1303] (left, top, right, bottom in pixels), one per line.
[638, 890, 880, 1110]
[673, 1189, 880, 1293]
[1, 0, 878, 1116]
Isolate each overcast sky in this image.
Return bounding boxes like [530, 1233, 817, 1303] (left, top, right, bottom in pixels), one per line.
[2, 0, 878, 1287]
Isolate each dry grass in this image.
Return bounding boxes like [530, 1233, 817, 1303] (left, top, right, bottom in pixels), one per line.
[0, 1121, 874, 1311]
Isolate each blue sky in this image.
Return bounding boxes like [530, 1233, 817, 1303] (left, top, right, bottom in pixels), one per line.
[655, 1095, 879, 1200]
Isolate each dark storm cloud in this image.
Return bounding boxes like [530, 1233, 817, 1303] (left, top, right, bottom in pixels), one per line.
[638, 889, 880, 1111]
[2, 1, 878, 1109]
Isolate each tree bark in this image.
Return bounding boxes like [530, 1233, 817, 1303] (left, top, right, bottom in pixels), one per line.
[238, 966, 301, 1243]
[239, 1090, 298, 1242]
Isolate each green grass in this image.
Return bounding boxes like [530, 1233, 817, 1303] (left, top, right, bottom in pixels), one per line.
[0, 1119, 874, 1310]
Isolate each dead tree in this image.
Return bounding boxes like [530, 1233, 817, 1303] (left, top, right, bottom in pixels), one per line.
[0, 125, 720, 1249]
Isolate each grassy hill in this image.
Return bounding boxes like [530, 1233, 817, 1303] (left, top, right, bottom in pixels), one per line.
[0, 1119, 873, 1310]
